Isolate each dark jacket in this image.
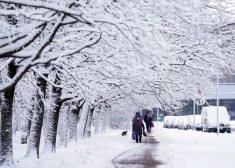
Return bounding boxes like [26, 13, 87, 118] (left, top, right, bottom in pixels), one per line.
[144, 114, 148, 123]
[144, 116, 153, 125]
[132, 119, 145, 134]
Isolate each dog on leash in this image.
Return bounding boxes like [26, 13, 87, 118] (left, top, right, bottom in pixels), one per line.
[122, 131, 128, 136]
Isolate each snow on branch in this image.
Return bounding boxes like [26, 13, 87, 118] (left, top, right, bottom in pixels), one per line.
[0, 0, 82, 16]
[31, 67, 77, 94]
[0, 0, 90, 24]
[0, 25, 46, 58]
[0, 14, 65, 92]
[0, 58, 14, 72]
[31, 32, 101, 66]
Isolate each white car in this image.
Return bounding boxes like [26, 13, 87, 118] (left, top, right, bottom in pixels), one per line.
[187, 115, 202, 130]
[180, 116, 188, 130]
[163, 116, 174, 128]
[177, 116, 184, 129]
[172, 116, 180, 128]
[167, 116, 175, 128]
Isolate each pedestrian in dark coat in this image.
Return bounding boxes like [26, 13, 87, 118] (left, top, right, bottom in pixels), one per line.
[144, 112, 148, 123]
[132, 112, 142, 126]
[132, 114, 145, 143]
[144, 113, 153, 132]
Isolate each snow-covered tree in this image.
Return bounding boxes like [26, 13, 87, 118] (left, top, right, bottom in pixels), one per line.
[1, 0, 235, 165]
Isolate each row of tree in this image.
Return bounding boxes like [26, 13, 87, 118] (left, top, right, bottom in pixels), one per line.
[0, 0, 235, 167]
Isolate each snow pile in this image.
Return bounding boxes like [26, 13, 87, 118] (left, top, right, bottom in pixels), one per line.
[155, 123, 235, 168]
[13, 128, 139, 168]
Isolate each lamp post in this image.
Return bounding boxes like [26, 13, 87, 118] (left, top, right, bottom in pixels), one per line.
[216, 76, 219, 136]
[157, 107, 159, 127]
[193, 99, 195, 131]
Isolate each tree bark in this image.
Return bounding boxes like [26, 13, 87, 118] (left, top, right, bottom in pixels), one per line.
[94, 108, 101, 135]
[106, 111, 111, 129]
[25, 73, 48, 158]
[0, 61, 17, 166]
[58, 101, 70, 147]
[69, 104, 80, 142]
[43, 72, 62, 153]
[77, 102, 89, 139]
[101, 112, 106, 133]
[26, 96, 34, 137]
[84, 107, 95, 138]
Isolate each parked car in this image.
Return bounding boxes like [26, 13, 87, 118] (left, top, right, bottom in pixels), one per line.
[201, 106, 231, 133]
[172, 116, 180, 128]
[187, 115, 202, 130]
[163, 116, 174, 128]
[180, 116, 188, 130]
[186, 115, 192, 129]
[177, 116, 184, 129]
[167, 116, 175, 128]
[194, 115, 202, 130]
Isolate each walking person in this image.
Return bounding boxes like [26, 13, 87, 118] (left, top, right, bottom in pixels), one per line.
[132, 114, 145, 143]
[144, 113, 153, 132]
[132, 112, 142, 126]
[144, 112, 148, 123]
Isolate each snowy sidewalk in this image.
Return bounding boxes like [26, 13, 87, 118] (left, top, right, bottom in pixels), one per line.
[12, 127, 161, 168]
[112, 130, 162, 168]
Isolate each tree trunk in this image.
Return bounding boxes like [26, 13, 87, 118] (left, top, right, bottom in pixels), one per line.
[101, 112, 106, 133]
[43, 72, 62, 153]
[58, 101, 70, 147]
[25, 73, 48, 158]
[94, 109, 101, 135]
[77, 102, 89, 139]
[106, 112, 111, 129]
[0, 61, 17, 167]
[100, 106, 108, 133]
[69, 104, 80, 142]
[84, 107, 94, 138]
[26, 96, 34, 137]
[12, 114, 17, 135]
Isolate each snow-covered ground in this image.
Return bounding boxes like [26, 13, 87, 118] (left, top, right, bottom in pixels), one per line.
[230, 121, 235, 129]
[13, 127, 140, 168]
[156, 122, 235, 168]
[12, 122, 235, 168]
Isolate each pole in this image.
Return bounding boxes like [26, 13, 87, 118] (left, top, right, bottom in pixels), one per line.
[216, 76, 219, 136]
[157, 107, 159, 127]
[202, 112, 204, 132]
[193, 99, 195, 131]
[201, 103, 204, 132]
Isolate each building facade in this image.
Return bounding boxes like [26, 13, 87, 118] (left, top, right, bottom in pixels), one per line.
[180, 84, 235, 120]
